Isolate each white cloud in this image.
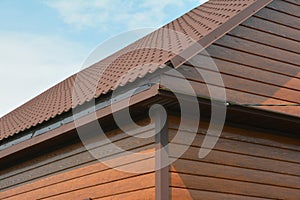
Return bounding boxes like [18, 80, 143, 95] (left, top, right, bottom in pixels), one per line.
[0, 32, 87, 117]
[45, 0, 207, 30]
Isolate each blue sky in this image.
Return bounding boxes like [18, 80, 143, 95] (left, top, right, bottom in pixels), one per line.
[0, 0, 206, 117]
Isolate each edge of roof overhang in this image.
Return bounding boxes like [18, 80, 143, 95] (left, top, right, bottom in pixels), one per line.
[1, 82, 299, 166]
[0, 84, 160, 164]
[170, 0, 273, 68]
[157, 89, 300, 137]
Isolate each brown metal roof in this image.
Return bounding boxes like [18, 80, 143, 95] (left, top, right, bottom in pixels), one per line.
[0, 0, 273, 140]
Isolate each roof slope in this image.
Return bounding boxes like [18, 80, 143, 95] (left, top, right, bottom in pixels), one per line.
[0, 0, 273, 140]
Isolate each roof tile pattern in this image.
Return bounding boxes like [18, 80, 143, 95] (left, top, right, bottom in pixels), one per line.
[0, 0, 265, 140]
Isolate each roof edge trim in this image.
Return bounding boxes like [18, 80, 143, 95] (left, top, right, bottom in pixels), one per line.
[0, 84, 160, 160]
[170, 0, 274, 68]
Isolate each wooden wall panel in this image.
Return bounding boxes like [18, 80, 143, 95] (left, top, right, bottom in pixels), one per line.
[97, 188, 155, 200]
[161, 73, 296, 108]
[163, 66, 300, 103]
[162, 0, 300, 117]
[171, 173, 299, 200]
[171, 187, 267, 200]
[228, 25, 300, 53]
[0, 118, 156, 199]
[168, 115, 300, 200]
[1, 159, 155, 200]
[267, 0, 300, 17]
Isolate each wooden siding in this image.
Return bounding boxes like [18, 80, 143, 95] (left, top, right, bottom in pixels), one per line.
[168, 115, 300, 199]
[0, 118, 156, 199]
[162, 0, 300, 117]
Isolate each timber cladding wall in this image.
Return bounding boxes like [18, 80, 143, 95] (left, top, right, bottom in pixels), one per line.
[161, 0, 300, 117]
[0, 118, 156, 200]
[168, 115, 300, 199]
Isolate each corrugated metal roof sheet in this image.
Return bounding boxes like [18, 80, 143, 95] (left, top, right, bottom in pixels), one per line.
[0, 0, 272, 140]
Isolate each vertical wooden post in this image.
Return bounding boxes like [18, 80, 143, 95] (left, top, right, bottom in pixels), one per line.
[154, 108, 169, 200]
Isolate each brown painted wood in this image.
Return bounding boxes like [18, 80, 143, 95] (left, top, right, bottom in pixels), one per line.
[0, 140, 154, 191]
[171, 159, 300, 189]
[154, 107, 170, 200]
[228, 25, 300, 54]
[2, 159, 155, 200]
[3, 173, 155, 200]
[161, 74, 300, 116]
[0, 150, 155, 199]
[164, 65, 300, 103]
[242, 16, 300, 41]
[282, 0, 300, 6]
[207, 44, 300, 78]
[215, 35, 300, 67]
[170, 144, 300, 176]
[171, 187, 269, 200]
[188, 56, 300, 92]
[0, 118, 153, 180]
[255, 7, 300, 30]
[168, 116, 300, 151]
[0, 118, 155, 191]
[97, 188, 155, 200]
[171, 173, 300, 199]
[169, 130, 300, 164]
[168, 114, 300, 200]
[267, 0, 300, 17]
[44, 173, 155, 200]
[167, 2, 300, 118]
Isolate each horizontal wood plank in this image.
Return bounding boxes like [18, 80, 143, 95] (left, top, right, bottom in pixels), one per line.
[0, 149, 155, 199]
[171, 187, 270, 200]
[164, 65, 300, 103]
[171, 173, 300, 199]
[242, 16, 300, 41]
[0, 121, 155, 191]
[96, 187, 155, 200]
[161, 74, 300, 116]
[207, 44, 300, 78]
[228, 25, 300, 54]
[43, 173, 155, 200]
[215, 35, 300, 67]
[171, 159, 300, 189]
[255, 7, 300, 29]
[168, 116, 300, 152]
[0, 118, 152, 180]
[3, 159, 155, 200]
[267, 0, 300, 17]
[169, 130, 300, 164]
[169, 144, 300, 176]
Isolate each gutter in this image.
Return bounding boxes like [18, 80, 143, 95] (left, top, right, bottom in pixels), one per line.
[0, 83, 159, 160]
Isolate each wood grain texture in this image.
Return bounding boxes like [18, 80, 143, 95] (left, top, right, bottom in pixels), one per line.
[164, 65, 300, 103]
[95, 188, 155, 200]
[0, 118, 152, 180]
[1, 159, 155, 200]
[267, 0, 300, 17]
[242, 16, 300, 41]
[171, 173, 300, 200]
[171, 187, 269, 200]
[161, 74, 297, 105]
[168, 115, 300, 200]
[166, 0, 300, 117]
[255, 8, 300, 29]
[0, 119, 155, 199]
